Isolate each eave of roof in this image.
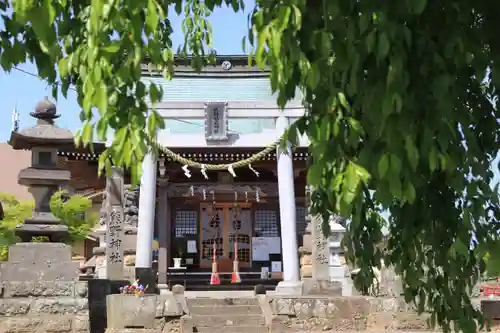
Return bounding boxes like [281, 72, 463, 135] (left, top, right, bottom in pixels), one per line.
[141, 54, 270, 77]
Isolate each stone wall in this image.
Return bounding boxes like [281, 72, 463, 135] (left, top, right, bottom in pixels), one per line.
[0, 281, 89, 333]
[268, 296, 432, 332]
[266, 296, 497, 332]
[0, 281, 187, 333]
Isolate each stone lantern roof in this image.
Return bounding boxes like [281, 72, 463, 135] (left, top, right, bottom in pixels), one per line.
[329, 215, 346, 232]
[9, 98, 75, 150]
[328, 215, 346, 249]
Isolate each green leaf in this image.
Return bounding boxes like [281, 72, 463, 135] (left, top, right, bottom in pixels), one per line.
[348, 118, 364, 135]
[276, 6, 291, 31]
[286, 123, 299, 147]
[366, 30, 376, 54]
[390, 154, 402, 175]
[338, 92, 350, 111]
[404, 136, 420, 171]
[454, 239, 469, 257]
[405, 182, 416, 204]
[146, 0, 159, 32]
[58, 57, 69, 77]
[412, 0, 427, 14]
[307, 162, 323, 187]
[388, 175, 402, 199]
[96, 117, 108, 141]
[307, 63, 320, 89]
[354, 163, 371, 183]
[102, 42, 121, 54]
[149, 83, 163, 104]
[378, 153, 389, 178]
[359, 15, 369, 35]
[429, 146, 438, 171]
[291, 5, 302, 28]
[81, 122, 93, 146]
[344, 163, 358, 191]
[377, 32, 390, 60]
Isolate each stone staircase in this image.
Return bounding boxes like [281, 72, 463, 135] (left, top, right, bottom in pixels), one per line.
[187, 297, 269, 333]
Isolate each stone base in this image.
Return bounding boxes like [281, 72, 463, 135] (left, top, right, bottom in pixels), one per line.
[24, 211, 60, 224]
[16, 224, 69, 242]
[0, 243, 79, 281]
[158, 284, 169, 294]
[341, 279, 354, 296]
[90, 254, 136, 280]
[274, 280, 303, 295]
[329, 265, 345, 279]
[302, 278, 342, 296]
[106, 294, 156, 329]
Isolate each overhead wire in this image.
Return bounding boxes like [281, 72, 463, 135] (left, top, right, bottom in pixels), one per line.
[11, 66, 235, 133]
[12, 66, 280, 176]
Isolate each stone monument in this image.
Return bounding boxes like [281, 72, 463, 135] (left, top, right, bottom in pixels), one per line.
[300, 186, 342, 295]
[0, 98, 79, 281]
[93, 168, 132, 280]
[104, 167, 125, 280]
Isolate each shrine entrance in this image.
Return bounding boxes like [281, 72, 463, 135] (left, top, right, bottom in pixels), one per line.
[199, 203, 252, 271]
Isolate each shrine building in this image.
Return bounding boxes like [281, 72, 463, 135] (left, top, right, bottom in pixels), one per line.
[14, 56, 341, 292]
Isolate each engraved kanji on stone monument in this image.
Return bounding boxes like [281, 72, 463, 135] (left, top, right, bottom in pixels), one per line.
[105, 167, 125, 279]
[312, 216, 330, 279]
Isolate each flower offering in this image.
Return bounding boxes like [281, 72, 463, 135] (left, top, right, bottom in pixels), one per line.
[119, 280, 147, 295]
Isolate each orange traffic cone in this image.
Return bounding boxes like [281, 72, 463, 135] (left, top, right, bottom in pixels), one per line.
[210, 242, 220, 285]
[231, 239, 241, 283]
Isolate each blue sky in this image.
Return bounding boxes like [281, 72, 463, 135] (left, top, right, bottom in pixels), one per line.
[0, 4, 499, 188]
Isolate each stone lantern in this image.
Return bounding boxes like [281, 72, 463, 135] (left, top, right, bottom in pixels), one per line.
[328, 215, 346, 284]
[0, 98, 80, 282]
[8, 98, 73, 242]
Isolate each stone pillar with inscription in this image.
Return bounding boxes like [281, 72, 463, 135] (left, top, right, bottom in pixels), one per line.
[312, 216, 330, 280]
[301, 186, 342, 295]
[105, 167, 125, 280]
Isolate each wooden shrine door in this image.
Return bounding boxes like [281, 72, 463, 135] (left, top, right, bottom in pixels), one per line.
[199, 203, 252, 271]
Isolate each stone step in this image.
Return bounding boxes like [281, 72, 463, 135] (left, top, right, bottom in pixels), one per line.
[189, 304, 262, 315]
[187, 297, 258, 307]
[192, 314, 266, 326]
[195, 325, 269, 333]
